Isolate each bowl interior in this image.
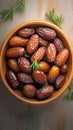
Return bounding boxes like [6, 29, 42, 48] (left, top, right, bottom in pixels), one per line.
[0, 21, 73, 105]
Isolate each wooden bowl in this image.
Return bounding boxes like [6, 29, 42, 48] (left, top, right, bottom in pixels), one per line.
[0, 21, 73, 105]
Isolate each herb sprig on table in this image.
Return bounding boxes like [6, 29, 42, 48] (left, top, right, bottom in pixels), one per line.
[45, 8, 64, 27]
[0, 0, 25, 22]
[65, 80, 73, 100]
[30, 60, 40, 71]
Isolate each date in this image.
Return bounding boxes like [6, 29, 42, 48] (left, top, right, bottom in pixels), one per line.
[30, 46, 46, 63]
[6, 47, 25, 58]
[18, 57, 31, 74]
[26, 34, 39, 54]
[48, 65, 60, 83]
[32, 70, 47, 84]
[18, 28, 35, 38]
[6, 70, 19, 89]
[37, 27, 56, 41]
[8, 59, 20, 73]
[55, 49, 69, 67]
[46, 43, 56, 63]
[36, 85, 54, 100]
[55, 75, 65, 89]
[23, 84, 36, 98]
[9, 36, 28, 47]
[18, 73, 34, 84]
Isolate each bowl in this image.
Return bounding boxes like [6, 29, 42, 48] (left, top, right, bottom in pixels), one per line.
[0, 20, 73, 105]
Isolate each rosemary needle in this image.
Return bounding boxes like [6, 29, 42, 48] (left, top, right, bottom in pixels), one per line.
[0, 8, 13, 22]
[45, 8, 64, 27]
[30, 60, 40, 71]
[65, 80, 73, 100]
[0, 0, 25, 22]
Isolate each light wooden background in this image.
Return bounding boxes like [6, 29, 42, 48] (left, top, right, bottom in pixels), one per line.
[0, 0, 73, 130]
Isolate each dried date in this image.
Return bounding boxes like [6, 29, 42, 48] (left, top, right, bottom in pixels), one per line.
[37, 27, 56, 41]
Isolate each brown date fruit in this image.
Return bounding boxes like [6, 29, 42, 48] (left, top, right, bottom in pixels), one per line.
[39, 61, 50, 73]
[53, 38, 63, 52]
[55, 49, 69, 67]
[55, 75, 65, 89]
[23, 84, 36, 98]
[32, 70, 47, 84]
[18, 73, 33, 84]
[36, 85, 54, 100]
[30, 46, 46, 63]
[39, 37, 49, 46]
[8, 59, 20, 73]
[37, 27, 56, 41]
[9, 36, 28, 47]
[6, 70, 19, 89]
[46, 44, 56, 63]
[18, 28, 35, 38]
[26, 34, 39, 54]
[61, 64, 68, 73]
[48, 65, 60, 83]
[6, 47, 25, 58]
[18, 57, 31, 74]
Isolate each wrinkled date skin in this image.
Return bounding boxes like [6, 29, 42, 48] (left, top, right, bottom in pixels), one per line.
[53, 38, 64, 52]
[36, 85, 54, 100]
[26, 34, 39, 54]
[55, 49, 69, 67]
[48, 65, 60, 83]
[9, 36, 28, 47]
[32, 70, 47, 84]
[46, 44, 56, 63]
[18, 28, 35, 38]
[30, 46, 46, 63]
[55, 75, 65, 89]
[23, 84, 36, 98]
[18, 73, 34, 84]
[6, 70, 19, 89]
[39, 37, 49, 46]
[37, 27, 56, 41]
[8, 59, 20, 73]
[18, 57, 31, 74]
[61, 64, 68, 73]
[6, 47, 25, 58]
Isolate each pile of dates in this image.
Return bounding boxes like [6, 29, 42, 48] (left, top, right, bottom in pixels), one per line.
[6, 26, 69, 100]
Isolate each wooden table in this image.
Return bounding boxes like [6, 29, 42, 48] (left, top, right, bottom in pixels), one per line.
[0, 0, 73, 130]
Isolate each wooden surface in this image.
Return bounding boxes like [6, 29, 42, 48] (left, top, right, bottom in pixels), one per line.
[0, 0, 73, 130]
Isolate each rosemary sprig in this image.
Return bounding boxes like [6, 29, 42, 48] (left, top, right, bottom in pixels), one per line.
[14, 0, 25, 12]
[0, 8, 13, 22]
[65, 80, 73, 100]
[45, 8, 64, 27]
[0, 0, 25, 22]
[30, 60, 40, 71]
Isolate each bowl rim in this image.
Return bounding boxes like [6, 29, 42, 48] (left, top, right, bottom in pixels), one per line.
[0, 20, 73, 105]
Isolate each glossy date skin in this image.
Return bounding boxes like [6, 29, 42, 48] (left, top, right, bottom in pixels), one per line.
[18, 57, 31, 74]
[32, 70, 47, 84]
[18, 28, 35, 38]
[6, 70, 19, 89]
[26, 34, 39, 54]
[37, 27, 56, 41]
[36, 85, 54, 100]
[6, 47, 25, 58]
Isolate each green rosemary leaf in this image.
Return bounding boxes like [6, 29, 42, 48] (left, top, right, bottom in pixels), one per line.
[13, 0, 25, 12]
[0, 0, 25, 22]
[30, 60, 40, 71]
[65, 79, 73, 100]
[45, 8, 64, 27]
[0, 8, 13, 22]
